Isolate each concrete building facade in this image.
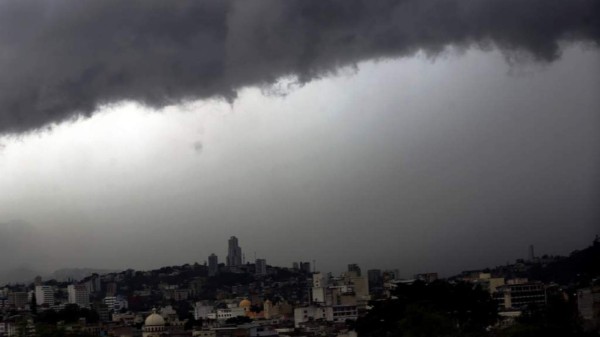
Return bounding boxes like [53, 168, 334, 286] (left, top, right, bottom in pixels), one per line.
[68, 284, 90, 308]
[35, 285, 55, 307]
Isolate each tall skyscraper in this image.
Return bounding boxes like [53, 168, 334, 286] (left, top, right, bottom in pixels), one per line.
[227, 236, 242, 267]
[208, 253, 219, 276]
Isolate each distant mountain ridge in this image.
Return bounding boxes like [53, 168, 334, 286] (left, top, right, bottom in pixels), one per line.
[451, 237, 600, 286]
[50, 268, 121, 282]
[0, 267, 120, 286]
[0, 267, 40, 285]
[3, 238, 598, 287]
[527, 237, 600, 285]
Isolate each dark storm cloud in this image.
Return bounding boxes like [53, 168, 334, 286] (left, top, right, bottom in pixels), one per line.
[0, 0, 598, 134]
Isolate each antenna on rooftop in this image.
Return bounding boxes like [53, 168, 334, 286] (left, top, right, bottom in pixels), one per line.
[528, 245, 535, 261]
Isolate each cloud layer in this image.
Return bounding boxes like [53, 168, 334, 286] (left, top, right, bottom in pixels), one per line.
[0, 0, 598, 134]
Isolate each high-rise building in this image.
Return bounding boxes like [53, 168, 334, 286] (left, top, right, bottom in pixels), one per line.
[208, 253, 219, 276]
[8, 292, 28, 309]
[35, 285, 55, 307]
[348, 264, 362, 276]
[311, 272, 327, 303]
[367, 269, 382, 292]
[300, 262, 311, 274]
[227, 236, 242, 267]
[255, 259, 267, 275]
[85, 274, 101, 294]
[68, 284, 90, 308]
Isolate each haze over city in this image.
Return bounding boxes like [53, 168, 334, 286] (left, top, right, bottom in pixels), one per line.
[0, 0, 599, 279]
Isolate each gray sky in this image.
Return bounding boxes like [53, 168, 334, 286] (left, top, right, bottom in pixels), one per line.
[0, 0, 599, 278]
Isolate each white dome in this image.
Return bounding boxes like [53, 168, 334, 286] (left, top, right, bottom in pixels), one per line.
[144, 310, 165, 326]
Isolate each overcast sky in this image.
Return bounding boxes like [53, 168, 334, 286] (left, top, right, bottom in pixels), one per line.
[0, 0, 599, 278]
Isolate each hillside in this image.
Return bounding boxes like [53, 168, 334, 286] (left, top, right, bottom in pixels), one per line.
[527, 237, 600, 285]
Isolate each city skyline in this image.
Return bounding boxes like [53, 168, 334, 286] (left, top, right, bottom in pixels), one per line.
[1, 235, 597, 336]
[0, 232, 590, 286]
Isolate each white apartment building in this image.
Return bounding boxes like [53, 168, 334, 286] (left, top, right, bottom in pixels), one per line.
[104, 296, 128, 311]
[312, 273, 327, 303]
[294, 305, 358, 328]
[194, 303, 214, 320]
[206, 307, 246, 321]
[311, 270, 370, 309]
[35, 285, 55, 307]
[68, 284, 90, 308]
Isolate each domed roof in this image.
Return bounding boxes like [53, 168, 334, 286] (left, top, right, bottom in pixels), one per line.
[145, 309, 165, 326]
[239, 298, 252, 308]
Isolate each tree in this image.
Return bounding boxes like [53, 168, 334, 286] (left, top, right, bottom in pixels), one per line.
[15, 319, 29, 337]
[497, 291, 592, 337]
[355, 280, 498, 337]
[30, 292, 37, 315]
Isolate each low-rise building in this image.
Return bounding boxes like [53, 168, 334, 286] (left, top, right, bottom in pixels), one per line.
[207, 307, 246, 321]
[494, 282, 546, 310]
[104, 296, 129, 311]
[294, 305, 358, 328]
[415, 273, 438, 283]
[194, 302, 214, 320]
